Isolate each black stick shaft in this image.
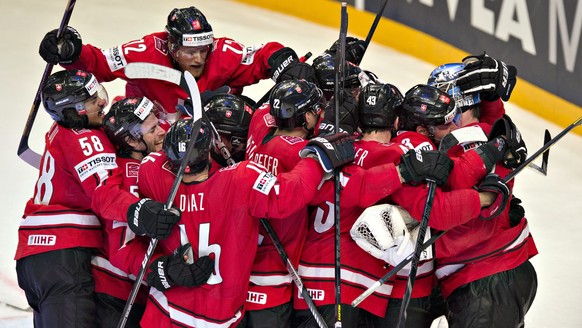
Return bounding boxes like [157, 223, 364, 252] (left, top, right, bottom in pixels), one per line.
[18, 0, 77, 168]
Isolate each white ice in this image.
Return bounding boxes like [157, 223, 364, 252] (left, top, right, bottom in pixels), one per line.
[1, 0, 581, 327]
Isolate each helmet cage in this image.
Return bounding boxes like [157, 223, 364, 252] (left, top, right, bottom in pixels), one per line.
[427, 63, 480, 110]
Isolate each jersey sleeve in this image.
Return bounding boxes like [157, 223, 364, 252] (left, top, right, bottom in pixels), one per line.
[247, 158, 324, 219]
[92, 165, 139, 222]
[336, 163, 403, 209]
[390, 185, 482, 231]
[479, 99, 505, 126]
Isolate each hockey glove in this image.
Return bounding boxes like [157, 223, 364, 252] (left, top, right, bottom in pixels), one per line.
[299, 133, 355, 174]
[398, 149, 454, 186]
[456, 53, 517, 101]
[476, 173, 510, 220]
[147, 243, 214, 291]
[39, 26, 82, 65]
[322, 92, 359, 135]
[508, 196, 525, 227]
[201, 86, 231, 107]
[489, 114, 527, 169]
[327, 36, 367, 65]
[127, 198, 181, 240]
[474, 137, 508, 172]
[268, 47, 317, 84]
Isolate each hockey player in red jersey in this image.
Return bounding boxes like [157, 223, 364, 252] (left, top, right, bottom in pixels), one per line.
[92, 97, 167, 327]
[203, 93, 253, 174]
[242, 79, 326, 327]
[134, 118, 355, 327]
[39, 6, 314, 120]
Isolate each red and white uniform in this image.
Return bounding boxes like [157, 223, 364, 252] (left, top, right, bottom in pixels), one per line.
[352, 139, 435, 300]
[66, 32, 283, 115]
[92, 157, 149, 305]
[136, 152, 325, 328]
[391, 127, 537, 299]
[294, 163, 404, 317]
[15, 124, 117, 260]
[244, 106, 309, 311]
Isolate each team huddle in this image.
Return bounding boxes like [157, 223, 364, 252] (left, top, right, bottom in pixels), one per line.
[16, 5, 537, 328]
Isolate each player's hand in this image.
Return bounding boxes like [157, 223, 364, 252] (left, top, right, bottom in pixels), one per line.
[489, 114, 527, 169]
[147, 243, 214, 291]
[39, 26, 82, 65]
[398, 149, 454, 186]
[456, 52, 517, 101]
[127, 199, 181, 240]
[326, 36, 366, 65]
[299, 133, 355, 173]
[477, 173, 510, 220]
[268, 47, 317, 84]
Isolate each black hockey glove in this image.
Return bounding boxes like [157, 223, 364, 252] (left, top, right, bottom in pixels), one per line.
[321, 92, 359, 135]
[476, 173, 510, 220]
[127, 199, 181, 240]
[147, 243, 214, 291]
[508, 196, 525, 227]
[456, 53, 517, 101]
[201, 86, 231, 107]
[489, 114, 527, 169]
[299, 133, 355, 173]
[398, 149, 454, 186]
[327, 36, 367, 65]
[474, 137, 508, 172]
[268, 47, 317, 84]
[39, 26, 82, 65]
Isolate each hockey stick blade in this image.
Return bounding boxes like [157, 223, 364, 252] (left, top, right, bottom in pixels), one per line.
[18, 0, 77, 168]
[527, 129, 551, 175]
[353, 117, 582, 308]
[124, 62, 182, 85]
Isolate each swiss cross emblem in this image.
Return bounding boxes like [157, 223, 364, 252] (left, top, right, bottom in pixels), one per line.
[420, 104, 427, 111]
[225, 110, 232, 118]
[439, 95, 450, 104]
[56, 84, 62, 91]
[294, 85, 302, 93]
[192, 20, 201, 30]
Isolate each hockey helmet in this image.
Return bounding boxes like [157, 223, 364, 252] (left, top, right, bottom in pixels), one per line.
[398, 84, 461, 131]
[166, 7, 213, 49]
[163, 118, 214, 174]
[312, 53, 362, 100]
[42, 69, 108, 125]
[427, 63, 480, 111]
[269, 79, 326, 129]
[103, 97, 159, 151]
[358, 83, 403, 130]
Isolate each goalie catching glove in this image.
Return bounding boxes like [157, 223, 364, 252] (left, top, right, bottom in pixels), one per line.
[147, 243, 214, 291]
[127, 198, 181, 240]
[351, 204, 432, 268]
[456, 52, 517, 101]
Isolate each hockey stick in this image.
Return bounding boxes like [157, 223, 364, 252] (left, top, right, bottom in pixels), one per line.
[260, 219, 329, 328]
[333, 4, 348, 327]
[363, 0, 388, 52]
[527, 129, 551, 175]
[124, 61, 329, 327]
[352, 116, 582, 307]
[117, 71, 203, 328]
[396, 180, 437, 328]
[18, 0, 77, 168]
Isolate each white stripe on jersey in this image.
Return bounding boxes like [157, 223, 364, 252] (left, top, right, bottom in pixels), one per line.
[298, 264, 393, 296]
[20, 213, 100, 227]
[150, 288, 242, 328]
[249, 273, 292, 286]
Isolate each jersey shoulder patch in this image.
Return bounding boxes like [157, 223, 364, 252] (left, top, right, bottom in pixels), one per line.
[154, 36, 168, 55]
